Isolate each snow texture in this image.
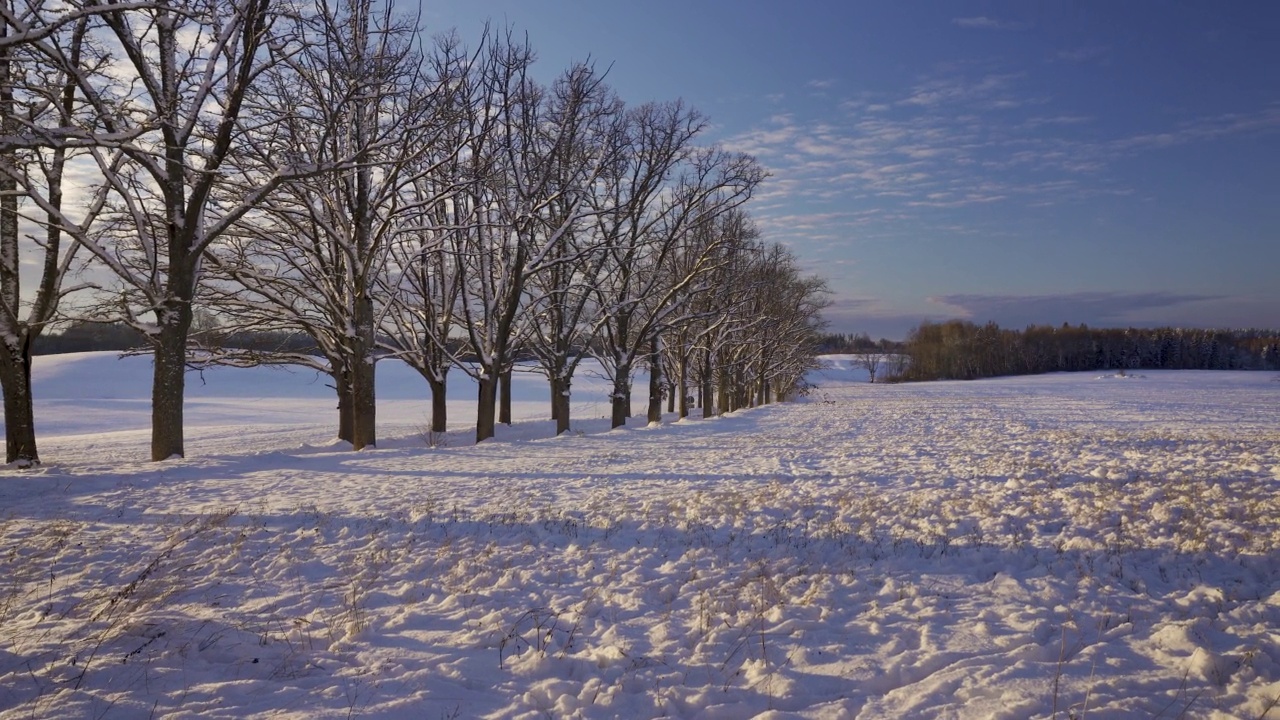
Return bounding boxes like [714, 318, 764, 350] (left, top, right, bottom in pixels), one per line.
[1, 353, 1278, 719]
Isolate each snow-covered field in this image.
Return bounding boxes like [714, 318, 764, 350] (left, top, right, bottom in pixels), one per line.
[2, 353, 1278, 719]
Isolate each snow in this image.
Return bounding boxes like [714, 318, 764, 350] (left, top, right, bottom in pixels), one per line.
[1, 353, 1278, 719]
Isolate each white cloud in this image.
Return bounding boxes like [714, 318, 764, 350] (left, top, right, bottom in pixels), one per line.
[1055, 46, 1109, 63]
[719, 64, 1277, 259]
[1109, 106, 1280, 152]
[899, 73, 1024, 108]
[928, 292, 1226, 328]
[952, 16, 1031, 31]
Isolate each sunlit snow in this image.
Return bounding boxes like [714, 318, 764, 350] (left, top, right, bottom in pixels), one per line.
[1, 353, 1278, 718]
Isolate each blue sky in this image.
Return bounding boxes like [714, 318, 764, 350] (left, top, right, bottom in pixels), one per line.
[421, 1, 1279, 338]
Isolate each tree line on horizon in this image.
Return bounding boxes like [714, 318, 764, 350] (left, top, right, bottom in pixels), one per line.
[813, 332, 905, 355]
[0, 0, 828, 467]
[890, 320, 1280, 382]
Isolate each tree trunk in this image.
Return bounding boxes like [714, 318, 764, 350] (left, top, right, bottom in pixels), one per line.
[499, 367, 513, 425]
[350, 355, 376, 450]
[717, 368, 730, 416]
[0, 36, 33, 466]
[549, 379, 559, 422]
[476, 372, 497, 442]
[701, 350, 715, 419]
[0, 334, 38, 466]
[677, 355, 689, 418]
[350, 291, 377, 450]
[647, 336, 663, 425]
[336, 366, 354, 444]
[610, 359, 631, 429]
[151, 319, 190, 461]
[428, 375, 447, 433]
[552, 375, 571, 436]
[667, 352, 677, 414]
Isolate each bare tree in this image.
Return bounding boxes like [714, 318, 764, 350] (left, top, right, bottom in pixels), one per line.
[378, 33, 474, 435]
[442, 32, 532, 443]
[449, 37, 618, 442]
[708, 241, 828, 410]
[378, 177, 464, 435]
[855, 335, 883, 383]
[0, 4, 38, 465]
[0, 1, 158, 51]
[0, 8, 117, 465]
[207, 0, 451, 450]
[749, 247, 829, 402]
[664, 208, 760, 419]
[518, 62, 622, 435]
[588, 103, 765, 428]
[7, 0, 316, 460]
[643, 207, 754, 423]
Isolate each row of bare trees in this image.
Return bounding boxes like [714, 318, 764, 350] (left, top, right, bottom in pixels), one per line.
[0, 0, 828, 466]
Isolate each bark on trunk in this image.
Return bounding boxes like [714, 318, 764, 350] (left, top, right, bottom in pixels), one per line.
[350, 291, 377, 450]
[0, 9, 33, 466]
[476, 373, 497, 442]
[701, 350, 715, 419]
[552, 375, 571, 436]
[0, 336, 38, 465]
[336, 366, 353, 444]
[151, 322, 189, 461]
[717, 370, 730, 416]
[428, 375, 447, 433]
[499, 368, 512, 425]
[350, 356, 376, 451]
[647, 336, 663, 425]
[610, 361, 631, 429]
[677, 355, 689, 419]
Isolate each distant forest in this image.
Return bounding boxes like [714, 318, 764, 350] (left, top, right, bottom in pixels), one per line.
[813, 332, 905, 354]
[893, 321, 1280, 381]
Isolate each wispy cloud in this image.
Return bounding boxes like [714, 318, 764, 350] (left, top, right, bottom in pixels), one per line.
[820, 299, 945, 338]
[721, 114, 799, 156]
[822, 292, 1271, 337]
[725, 71, 1280, 227]
[1022, 115, 1094, 129]
[906, 193, 1006, 208]
[1109, 106, 1280, 151]
[929, 292, 1224, 327]
[952, 16, 1031, 31]
[1055, 46, 1109, 63]
[726, 70, 1074, 216]
[899, 72, 1024, 108]
[717, 66, 1279, 330]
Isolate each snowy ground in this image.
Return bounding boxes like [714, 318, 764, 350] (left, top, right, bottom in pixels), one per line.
[1, 353, 1278, 719]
